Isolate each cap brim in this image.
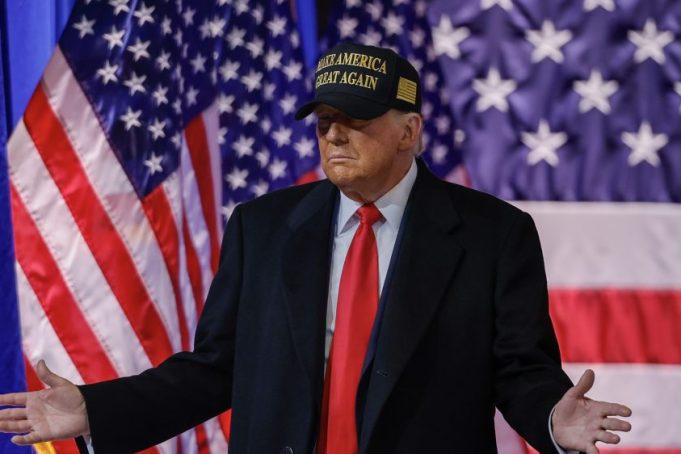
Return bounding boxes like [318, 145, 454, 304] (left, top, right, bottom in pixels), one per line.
[294, 92, 390, 121]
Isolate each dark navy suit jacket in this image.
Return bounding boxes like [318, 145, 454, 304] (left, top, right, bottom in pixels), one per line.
[78, 159, 572, 454]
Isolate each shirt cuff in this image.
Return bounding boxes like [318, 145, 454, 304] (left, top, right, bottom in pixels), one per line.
[549, 405, 580, 454]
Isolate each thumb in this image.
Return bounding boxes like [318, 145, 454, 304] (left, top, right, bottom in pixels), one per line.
[36, 360, 70, 389]
[566, 368, 595, 399]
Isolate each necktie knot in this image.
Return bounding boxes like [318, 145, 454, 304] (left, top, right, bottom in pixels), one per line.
[356, 203, 382, 226]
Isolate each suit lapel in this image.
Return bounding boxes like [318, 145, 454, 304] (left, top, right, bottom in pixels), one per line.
[281, 180, 337, 408]
[359, 162, 464, 453]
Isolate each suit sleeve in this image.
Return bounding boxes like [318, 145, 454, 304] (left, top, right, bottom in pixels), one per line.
[493, 211, 573, 453]
[77, 204, 247, 454]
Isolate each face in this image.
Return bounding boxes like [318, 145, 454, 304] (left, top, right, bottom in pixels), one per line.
[314, 105, 417, 203]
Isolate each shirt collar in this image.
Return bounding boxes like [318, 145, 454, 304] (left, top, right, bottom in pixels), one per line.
[336, 159, 417, 235]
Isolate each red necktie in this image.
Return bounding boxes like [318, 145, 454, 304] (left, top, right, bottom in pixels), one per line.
[319, 203, 382, 454]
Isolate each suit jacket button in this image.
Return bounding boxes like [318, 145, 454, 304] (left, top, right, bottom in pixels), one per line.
[282, 447, 294, 454]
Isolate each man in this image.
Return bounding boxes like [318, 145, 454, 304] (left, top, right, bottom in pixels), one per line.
[0, 42, 630, 454]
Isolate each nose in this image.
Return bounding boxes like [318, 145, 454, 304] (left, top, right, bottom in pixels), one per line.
[324, 121, 348, 146]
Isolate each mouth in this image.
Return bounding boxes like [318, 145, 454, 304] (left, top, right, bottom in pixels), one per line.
[327, 153, 355, 162]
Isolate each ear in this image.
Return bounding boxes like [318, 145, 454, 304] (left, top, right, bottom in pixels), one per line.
[399, 113, 423, 152]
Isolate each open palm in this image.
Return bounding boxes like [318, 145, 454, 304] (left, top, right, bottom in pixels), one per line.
[552, 369, 632, 454]
[0, 360, 89, 445]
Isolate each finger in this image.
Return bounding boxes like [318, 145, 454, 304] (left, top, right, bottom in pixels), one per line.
[602, 417, 632, 432]
[585, 443, 599, 454]
[0, 420, 32, 433]
[0, 408, 27, 421]
[597, 402, 632, 418]
[0, 393, 28, 406]
[11, 431, 44, 446]
[36, 360, 70, 389]
[594, 430, 621, 444]
[566, 369, 595, 398]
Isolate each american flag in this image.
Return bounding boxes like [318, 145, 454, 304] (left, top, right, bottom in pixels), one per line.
[323, 0, 681, 453]
[7, 0, 315, 453]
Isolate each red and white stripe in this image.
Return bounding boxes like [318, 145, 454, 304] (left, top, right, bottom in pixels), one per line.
[495, 202, 681, 454]
[9, 47, 229, 453]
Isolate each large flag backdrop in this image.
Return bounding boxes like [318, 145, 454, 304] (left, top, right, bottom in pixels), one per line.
[3, 0, 680, 454]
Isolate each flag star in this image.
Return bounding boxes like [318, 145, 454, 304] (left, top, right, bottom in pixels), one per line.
[133, 2, 155, 26]
[263, 82, 276, 101]
[268, 158, 288, 179]
[267, 16, 287, 37]
[431, 143, 448, 165]
[440, 87, 451, 104]
[422, 101, 434, 118]
[622, 121, 667, 167]
[161, 16, 172, 35]
[217, 127, 228, 145]
[381, 11, 405, 36]
[182, 7, 195, 26]
[96, 61, 119, 84]
[584, 0, 615, 11]
[199, 20, 212, 39]
[481, 0, 513, 10]
[144, 153, 163, 174]
[435, 115, 451, 135]
[225, 167, 249, 190]
[261, 118, 272, 133]
[241, 70, 263, 92]
[208, 17, 227, 37]
[573, 70, 618, 114]
[414, 0, 428, 17]
[219, 60, 240, 81]
[152, 85, 169, 106]
[171, 132, 182, 149]
[226, 27, 246, 49]
[674, 82, 681, 112]
[359, 28, 382, 47]
[294, 137, 316, 158]
[185, 86, 199, 106]
[454, 129, 466, 147]
[628, 19, 673, 64]
[174, 29, 183, 46]
[251, 180, 269, 197]
[346, 0, 361, 7]
[108, 0, 130, 15]
[233, 0, 249, 15]
[527, 20, 573, 63]
[190, 53, 207, 73]
[172, 99, 182, 114]
[282, 61, 303, 82]
[232, 135, 255, 157]
[337, 15, 359, 39]
[127, 39, 151, 61]
[123, 72, 147, 95]
[522, 120, 567, 167]
[432, 15, 470, 59]
[264, 49, 283, 70]
[237, 102, 259, 125]
[272, 127, 292, 147]
[245, 37, 265, 58]
[410, 28, 426, 48]
[222, 200, 238, 219]
[148, 119, 166, 140]
[102, 27, 125, 49]
[366, 1, 383, 22]
[156, 51, 171, 71]
[279, 93, 298, 115]
[251, 5, 264, 24]
[73, 15, 95, 38]
[473, 68, 517, 112]
[291, 32, 301, 49]
[256, 149, 270, 167]
[217, 94, 235, 113]
[423, 72, 439, 91]
[120, 107, 142, 130]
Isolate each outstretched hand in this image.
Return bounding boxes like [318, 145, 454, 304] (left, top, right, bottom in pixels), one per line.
[552, 369, 631, 454]
[0, 360, 89, 445]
